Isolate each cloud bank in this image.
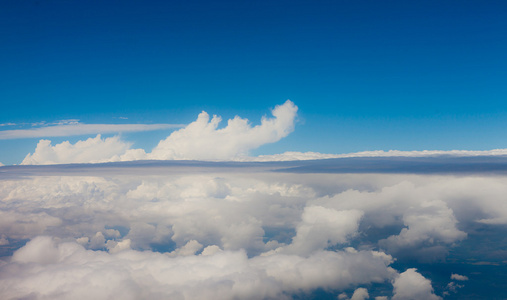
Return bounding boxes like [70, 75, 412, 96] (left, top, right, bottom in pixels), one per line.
[1, 164, 506, 298]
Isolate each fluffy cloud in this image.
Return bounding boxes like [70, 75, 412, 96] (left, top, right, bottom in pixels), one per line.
[282, 206, 363, 255]
[20, 100, 298, 165]
[0, 236, 394, 300]
[16, 100, 507, 166]
[450, 273, 468, 281]
[3, 163, 507, 298]
[21, 135, 146, 165]
[379, 199, 466, 261]
[351, 288, 370, 300]
[392, 269, 441, 300]
[148, 100, 298, 160]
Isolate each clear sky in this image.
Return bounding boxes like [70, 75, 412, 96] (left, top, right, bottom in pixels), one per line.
[1, 0, 507, 165]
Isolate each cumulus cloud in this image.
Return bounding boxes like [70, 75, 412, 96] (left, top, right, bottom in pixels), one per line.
[351, 288, 370, 300]
[0, 122, 182, 140]
[2, 162, 507, 298]
[282, 206, 363, 255]
[0, 236, 394, 300]
[379, 200, 467, 261]
[20, 100, 298, 165]
[450, 273, 468, 281]
[21, 135, 146, 165]
[16, 100, 507, 167]
[148, 100, 298, 160]
[392, 269, 441, 300]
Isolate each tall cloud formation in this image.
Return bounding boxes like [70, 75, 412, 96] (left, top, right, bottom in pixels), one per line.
[150, 100, 298, 160]
[21, 100, 298, 165]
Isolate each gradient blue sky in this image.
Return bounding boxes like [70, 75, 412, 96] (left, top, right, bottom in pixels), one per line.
[1, 0, 507, 164]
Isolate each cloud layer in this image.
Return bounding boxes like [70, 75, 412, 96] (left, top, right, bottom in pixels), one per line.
[1, 163, 506, 298]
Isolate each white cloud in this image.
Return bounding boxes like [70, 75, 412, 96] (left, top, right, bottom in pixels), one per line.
[2, 164, 507, 298]
[21, 135, 145, 165]
[392, 268, 441, 300]
[283, 206, 363, 255]
[0, 122, 182, 140]
[20, 100, 298, 165]
[148, 100, 298, 160]
[251, 149, 507, 161]
[351, 288, 369, 300]
[450, 273, 468, 281]
[379, 200, 467, 261]
[0, 236, 394, 300]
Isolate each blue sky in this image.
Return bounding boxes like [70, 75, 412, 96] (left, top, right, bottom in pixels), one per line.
[1, 0, 507, 164]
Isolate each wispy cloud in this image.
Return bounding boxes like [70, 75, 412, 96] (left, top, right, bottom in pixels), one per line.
[0, 122, 184, 140]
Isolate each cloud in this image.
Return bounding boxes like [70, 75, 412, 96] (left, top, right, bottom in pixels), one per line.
[450, 273, 468, 281]
[16, 100, 507, 167]
[19, 100, 298, 165]
[0, 236, 394, 300]
[379, 199, 467, 261]
[282, 206, 363, 255]
[252, 149, 507, 161]
[148, 100, 298, 160]
[0, 122, 182, 140]
[2, 162, 507, 298]
[392, 269, 441, 300]
[21, 135, 146, 165]
[351, 288, 370, 300]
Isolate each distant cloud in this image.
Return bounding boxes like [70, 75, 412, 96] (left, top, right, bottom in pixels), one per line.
[21, 135, 146, 165]
[392, 269, 441, 300]
[451, 274, 469, 281]
[149, 100, 298, 160]
[351, 288, 369, 300]
[0, 122, 183, 140]
[20, 100, 298, 165]
[17, 100, 507, 166]
[252, 149, 507, 161]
